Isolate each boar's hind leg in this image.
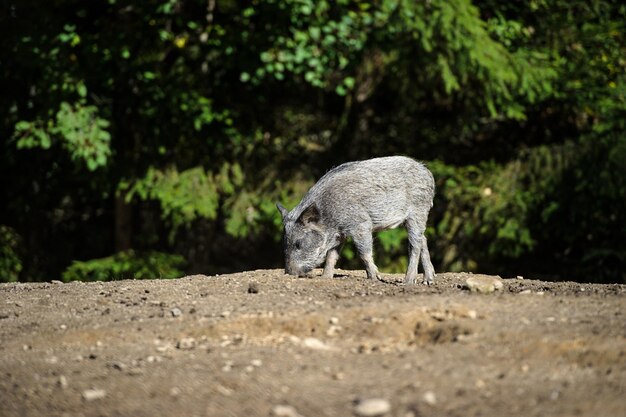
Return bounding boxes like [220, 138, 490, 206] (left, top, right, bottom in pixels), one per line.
[404, 217, 434, 285]
[352, 226, 381, 281]
[321, 247, 340, 279]
[420, 235, 435, 285]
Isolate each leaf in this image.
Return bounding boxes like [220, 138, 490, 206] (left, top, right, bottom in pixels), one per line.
[77, 83, 87, 98]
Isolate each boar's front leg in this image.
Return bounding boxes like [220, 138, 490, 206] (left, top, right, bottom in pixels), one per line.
[321, 247, 340, 279]
[352, 224, 381, 281]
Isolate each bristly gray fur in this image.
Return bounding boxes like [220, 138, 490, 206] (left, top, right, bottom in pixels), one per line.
[277, 156, 436, 285]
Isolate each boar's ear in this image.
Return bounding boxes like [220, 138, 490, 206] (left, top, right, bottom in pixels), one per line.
[297, 204, 320, 225]
[276, 202, 289, 221]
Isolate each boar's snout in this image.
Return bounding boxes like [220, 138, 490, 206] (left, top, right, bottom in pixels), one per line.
[284, 261, 310, 277]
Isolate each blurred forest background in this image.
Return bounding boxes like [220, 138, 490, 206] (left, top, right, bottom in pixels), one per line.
[1, 0, 624, 283]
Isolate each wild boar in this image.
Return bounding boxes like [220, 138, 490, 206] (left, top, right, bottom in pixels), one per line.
[277, 156, 435, 285]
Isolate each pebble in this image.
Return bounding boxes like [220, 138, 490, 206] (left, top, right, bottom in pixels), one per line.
[332, 372, 345, 380]
[251, 359, 263, 367]
[216, 384, 233, 396]
[176, 337, 197, 350]
[354, 398, 391, 416]
[248, 282, 259, 294]
[271, 404, 305, 417]
[422, 391, 437, 405]
[302, 337, 334, 351]
[170, 307, 182, 317]
[107, 361, 127, 371]
[82, 388, 106, 401]
[146, 355, 162, 363]
[326, 325, 342, 337]
[550, 390, 560, 400]
[222, 360, 234, 372]
[464, 276, 504, 294]
[58, 375, 68, 389]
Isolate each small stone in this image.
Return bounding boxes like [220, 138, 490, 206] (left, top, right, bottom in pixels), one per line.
[354, 398, 391, 416]
[170, 307, 182, 317]
[332, 372, 345, 380]
[170, 387, 181, 396]
[464, 276, 504, 294]
[221, 311, 231, 318]
[58, 375, 68, 389]
[216, 384, 233, 396]
[302, 337, 334, 351]
[422, 391, 437, 405]
[82, 388, 106, 401]
[466, 310, 478, 319]
[59, 324, 67, 330]
[45, 356, 59, 364]
[516, 276, 524, 280]
[326, 325, 342, 337]
[271, 404, 305, 417]
[251, 359, 263, 367]
[222, 360, 234, 372]
[329, 317, 339, 325]
[107, 361, 127, 371]
[176, 337, 197, 350]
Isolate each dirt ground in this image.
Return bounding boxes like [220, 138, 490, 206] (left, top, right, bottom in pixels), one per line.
[1, 270, 625, 417]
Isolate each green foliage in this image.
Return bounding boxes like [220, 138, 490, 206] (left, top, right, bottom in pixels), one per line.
[1, 0, 624, 282]
[376, 229, 409, 274]
[14, 103, 111, 171]
[125, 166, 220, 232]
[123, 162, 246, 238]
[0, 226, 23, 283]
[62, 250, 185, 282]
[429, 144, 573, 271]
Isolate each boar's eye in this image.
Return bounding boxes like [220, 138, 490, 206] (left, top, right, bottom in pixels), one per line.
[295, 240, 302, 250]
